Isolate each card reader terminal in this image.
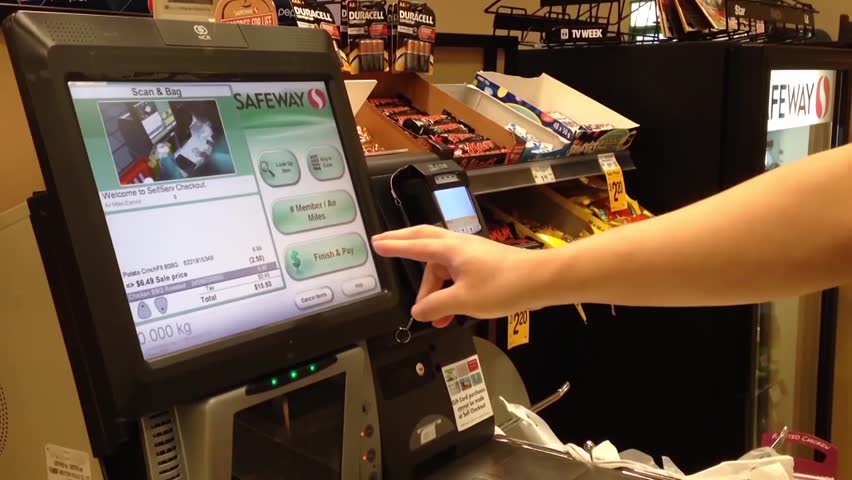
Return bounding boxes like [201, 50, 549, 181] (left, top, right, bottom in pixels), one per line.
[390, 160, 488, 237]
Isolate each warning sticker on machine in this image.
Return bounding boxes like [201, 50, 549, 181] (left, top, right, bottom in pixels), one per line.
[45, 444, 92, 480]
[441, 354, 493, 431]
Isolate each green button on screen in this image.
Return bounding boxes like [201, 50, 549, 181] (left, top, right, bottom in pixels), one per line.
[284, 233, 368, 281]
[307, 146, 345, 181]
[272, 190, 356, 234]
[258, 150, 301, 187]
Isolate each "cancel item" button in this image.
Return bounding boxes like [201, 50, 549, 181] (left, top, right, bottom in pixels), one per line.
[342, 276, 377, 297]
[295, 287, 334, 310]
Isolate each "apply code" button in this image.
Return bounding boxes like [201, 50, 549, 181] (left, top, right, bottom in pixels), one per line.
[284, 233, 368, 281]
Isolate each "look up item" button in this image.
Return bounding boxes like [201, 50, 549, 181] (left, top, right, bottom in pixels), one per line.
[284, 232, 368, 281]
[258, 150, 300, 187]
[272, 190, 356, 234]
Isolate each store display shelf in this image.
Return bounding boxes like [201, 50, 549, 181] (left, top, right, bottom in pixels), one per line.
[468, 150, 633, 195]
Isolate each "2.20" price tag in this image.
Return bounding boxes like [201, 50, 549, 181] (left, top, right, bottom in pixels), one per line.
[507, 310, 530, 349]
[598, 153, 628, 212]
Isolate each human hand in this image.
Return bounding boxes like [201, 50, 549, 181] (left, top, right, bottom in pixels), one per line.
[371, 225, 544, 328]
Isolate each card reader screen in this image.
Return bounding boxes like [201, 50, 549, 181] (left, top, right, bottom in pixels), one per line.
[69, 81, 382, 361]
[434, 186, 482, 234]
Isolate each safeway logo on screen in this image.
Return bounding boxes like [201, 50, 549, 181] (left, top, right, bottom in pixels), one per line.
[815, 75, 831, 119]
[768, 70, 835, 132]
[308, 88, 327, 109]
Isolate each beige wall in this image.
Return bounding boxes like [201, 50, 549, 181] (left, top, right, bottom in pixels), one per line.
[431, 0, 538, 35]
[808, 0, 849, 41]
[0, 35, 43, 212]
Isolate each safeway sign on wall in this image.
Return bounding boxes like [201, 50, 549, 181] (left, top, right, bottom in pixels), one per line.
[768, 70, 836, 132]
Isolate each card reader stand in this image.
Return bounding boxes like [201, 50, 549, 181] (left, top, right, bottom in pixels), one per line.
[368, 326, 493, 480]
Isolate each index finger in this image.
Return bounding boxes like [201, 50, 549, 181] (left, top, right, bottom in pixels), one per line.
[371, 238, 453, 264]
[372, 224, 451, 242]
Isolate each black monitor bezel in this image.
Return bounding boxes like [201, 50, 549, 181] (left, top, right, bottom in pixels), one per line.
[7, 16, 400, 418]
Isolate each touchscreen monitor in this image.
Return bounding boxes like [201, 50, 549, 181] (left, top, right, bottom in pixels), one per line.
[433, 186, 482, 234]
[69, 81, 382, 361]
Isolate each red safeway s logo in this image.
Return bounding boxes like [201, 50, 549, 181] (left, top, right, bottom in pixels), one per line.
[308, 88, 327, 109]
[816, 75, 831, 119]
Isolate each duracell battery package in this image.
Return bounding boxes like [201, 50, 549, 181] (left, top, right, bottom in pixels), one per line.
[291, 0, 351, 72]
[393, 0, 436, 74]
[347, 0, 390, 74]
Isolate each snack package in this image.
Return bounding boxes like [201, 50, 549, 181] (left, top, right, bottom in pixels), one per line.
[291, 0, 351, 72]
[483, 202, 587, 322]
[370, 95, 508, 169]
[215, 0, 276, 25]
[357, 125, 385, 154]
[347, 0, 390, 74]
[506, 123, 554, 156]
[488, 221, 543, 250]
[393, 0, 435, 74]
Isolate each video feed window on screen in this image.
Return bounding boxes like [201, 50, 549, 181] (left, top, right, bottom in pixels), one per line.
[434, 187, 481, 234]
[69, 82, 381, 361]
[99, 99, 235, 184]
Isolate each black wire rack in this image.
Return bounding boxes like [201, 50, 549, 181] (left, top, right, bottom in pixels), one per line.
[484, 0, 819, 47]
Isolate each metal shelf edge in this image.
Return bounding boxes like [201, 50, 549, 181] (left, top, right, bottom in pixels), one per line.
[469, 151, 634, 195]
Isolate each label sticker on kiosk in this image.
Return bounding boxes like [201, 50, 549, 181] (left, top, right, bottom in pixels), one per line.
[68, 81, 382, 360]
[45, 444, 92, 480]
[441, 355, 494, 431]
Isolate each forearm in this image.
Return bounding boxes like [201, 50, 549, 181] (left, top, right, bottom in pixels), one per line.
[533, 144, 852, 307]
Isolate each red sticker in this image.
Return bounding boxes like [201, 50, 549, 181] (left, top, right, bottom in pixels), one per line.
[467, 358, 480, 372]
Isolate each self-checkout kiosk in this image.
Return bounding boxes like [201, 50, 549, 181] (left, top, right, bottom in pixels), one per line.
[0, 11, 629, 480]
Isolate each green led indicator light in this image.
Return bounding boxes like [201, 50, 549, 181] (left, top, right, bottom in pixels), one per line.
[270, 377, 279, 387]
[290, 370, 299, 380]
[309, 364, 317, 372]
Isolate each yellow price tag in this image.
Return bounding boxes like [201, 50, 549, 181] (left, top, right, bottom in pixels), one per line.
[598, 153, 628, 212]
[507, 310, 530, 350]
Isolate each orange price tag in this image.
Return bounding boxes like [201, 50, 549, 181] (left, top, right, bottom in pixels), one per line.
[598, 153, 628, 211]
[507, 311, 530, 349]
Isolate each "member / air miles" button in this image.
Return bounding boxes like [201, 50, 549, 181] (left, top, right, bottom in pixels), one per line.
[284, 233, 368, 281]
[272, 190, 356, 234]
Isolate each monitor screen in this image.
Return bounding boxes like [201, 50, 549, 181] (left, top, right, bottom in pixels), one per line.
[433, 186, 481, 234]
[68, 81, 382, 361]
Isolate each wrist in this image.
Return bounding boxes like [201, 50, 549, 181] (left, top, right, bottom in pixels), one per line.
[522, 247, 573, 309]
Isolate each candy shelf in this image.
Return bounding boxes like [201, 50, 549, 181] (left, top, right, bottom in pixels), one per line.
[364, 150, 634, 195]
[467, 150, 633, 195]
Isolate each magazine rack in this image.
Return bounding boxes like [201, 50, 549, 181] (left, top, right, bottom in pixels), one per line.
[484, 0, 818, 46]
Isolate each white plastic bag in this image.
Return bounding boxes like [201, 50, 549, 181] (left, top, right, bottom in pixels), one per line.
[499, 397, 565, 451]
[498, 397, 795, 480]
